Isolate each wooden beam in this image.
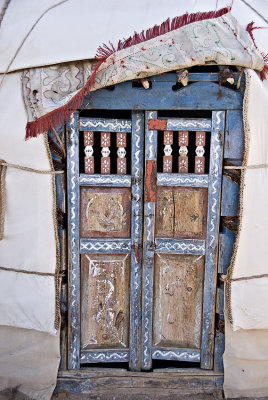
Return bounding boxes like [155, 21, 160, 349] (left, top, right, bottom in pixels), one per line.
[55, 369, 223, 395]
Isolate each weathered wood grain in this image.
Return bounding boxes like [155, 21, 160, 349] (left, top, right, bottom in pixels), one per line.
[153, 254, 205, 349]
[221, 176, 239, 216]
[224, 110, 244, 159]
[80, 187, 131, 238]
[81, 253, 130, 350]
[201, 111, 224, 370]
[55, 369, 224, 395]
[80, 81, 242, 110]
[218, 232, 235, 275]
[155, 187, 208, 239]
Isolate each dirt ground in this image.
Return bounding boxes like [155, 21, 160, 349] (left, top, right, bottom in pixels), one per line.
[1, 389, 268, 400]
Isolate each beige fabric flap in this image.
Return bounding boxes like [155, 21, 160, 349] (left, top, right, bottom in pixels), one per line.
[224, 315, 268, 398]
[0, 71, 58, 335]
[0, 325, 60, 400]
[227, 69, 268, 330]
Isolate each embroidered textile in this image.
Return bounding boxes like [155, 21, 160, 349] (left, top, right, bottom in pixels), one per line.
[22, 12, 264, 138]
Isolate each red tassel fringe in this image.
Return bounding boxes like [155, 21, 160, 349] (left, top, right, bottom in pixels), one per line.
[246, 21, 268, 80]
[26, 7, 232, 139]
[26, 60, 104, 139]
[96, 7, 230, 60]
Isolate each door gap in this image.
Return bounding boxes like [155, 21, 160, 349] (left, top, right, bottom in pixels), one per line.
[152, 360, 201, 369]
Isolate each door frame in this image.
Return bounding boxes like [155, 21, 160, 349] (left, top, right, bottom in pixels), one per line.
[64, 70, 244, 373]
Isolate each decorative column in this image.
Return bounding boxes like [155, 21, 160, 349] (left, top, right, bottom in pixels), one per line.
[84, 131, 94, 173]
[163, 130, 173, 173]
[195, 132, 206, 174]
[117, 132, 127, 174]
[101, 132, 111, 174]
[178, 131, 188, 173]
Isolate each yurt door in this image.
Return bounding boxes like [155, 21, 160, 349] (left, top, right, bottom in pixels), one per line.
[141, 111, 224, 370]
[67, 109, 224, 371]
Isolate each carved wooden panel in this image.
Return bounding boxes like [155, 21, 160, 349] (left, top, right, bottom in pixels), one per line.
[155, 187, 208, 239]
[153, 253, 204, 349]
[81, 253, 130, 349]
[80, 187, 131, 238]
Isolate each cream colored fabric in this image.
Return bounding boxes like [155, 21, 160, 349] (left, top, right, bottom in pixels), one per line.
[0, 325, 60, 400]
[0, 71, 57, 335]
[0, 0, 267, 73]
[224, 315, 268, 398]
[228, 69, 268, 331]
[22, 12, 264, 131]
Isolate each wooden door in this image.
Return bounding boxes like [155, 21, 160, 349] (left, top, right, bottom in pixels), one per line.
[67, 111, 144, 370]
[67, 108, 224, 372]
[141, 111, 224, 370]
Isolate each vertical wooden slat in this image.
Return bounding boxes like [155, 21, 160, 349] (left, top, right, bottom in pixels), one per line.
[67, 112, 80, 369]
[178, 131, 188, 173]
[200, 111, 224, 369]
[129, 111, 144, 371]
[84, 131, 94, 174]
[195, 132, 206, 174]
[101, 131, 111, 174]
[117, 132, 127, 174]
[142, 111, 157, 370]
[163, 131, 173, 173]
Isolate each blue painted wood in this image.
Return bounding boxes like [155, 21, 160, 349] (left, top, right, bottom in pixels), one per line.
[80, 350, 129, 364]
[152, 347, 200, 362]
[145, 111, 157, 161]
[155, 238, 205, 255]
[224, 110, 244, 159]
[80, 81, 242, 111]
[201, 111, 224, 370]
[166, 118, 211, 131]
[157, 173, 209, 187]
[149, 72, 241, 83]
[80, 174, 131, 187]
[216, 287, 224, 316]
[214, 329, 225, 372]
[79, 117, 131, 132]
[141, 110, 158, 371]
[67, 112, 80, 370]
[129, 111, 144, 371]
[221, 176, 239, 216]
[80, 238, 131, 253]
[142, 201, 155, 371]
[218, 232, 236, 275]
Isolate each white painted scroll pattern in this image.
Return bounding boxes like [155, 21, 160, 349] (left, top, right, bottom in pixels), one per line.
[156, 241, 205, 254]
[81, 352, 129, 362]
[80, 119, 131, 131]
[69, 112, 79, 369]
[80, 241, 131, 252]
[80, 175, 131, 185]
[157, 175, 208, 186]
[167, 119, 211, 130]
[152, 349, 200, 361]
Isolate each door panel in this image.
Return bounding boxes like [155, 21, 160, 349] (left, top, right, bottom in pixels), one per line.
[80, 187, 131, 237]
[142, 110, 224, 370]
[155, 187, 208, 239]
[67, 111, 144, 369]
[81, 253, 130, 350]
[153, 253, 205, 349]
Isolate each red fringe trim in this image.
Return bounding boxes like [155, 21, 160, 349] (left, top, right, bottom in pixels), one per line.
[26, 60, 103, 139]
[96, 7, 231, 60]
[26, 6, 231, 139]
[246, 21, 268, 80]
